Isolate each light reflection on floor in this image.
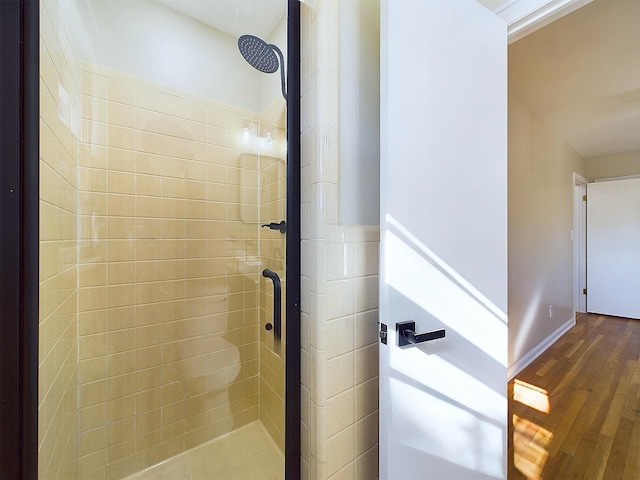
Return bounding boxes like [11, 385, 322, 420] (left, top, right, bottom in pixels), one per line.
[512, 379, 553, 479]
[514, 380, 550, 414]
[512, 414, 553, 480]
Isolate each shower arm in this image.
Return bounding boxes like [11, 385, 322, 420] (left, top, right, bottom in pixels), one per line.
[270, 44, 287, 103]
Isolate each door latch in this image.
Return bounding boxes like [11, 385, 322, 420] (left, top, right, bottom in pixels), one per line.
[379, 323, 388, 345]
[397, 321, 445, 347]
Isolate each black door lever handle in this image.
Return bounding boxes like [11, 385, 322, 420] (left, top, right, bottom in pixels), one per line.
[397, 321, 445, 346]
[261, 220, 287, 234]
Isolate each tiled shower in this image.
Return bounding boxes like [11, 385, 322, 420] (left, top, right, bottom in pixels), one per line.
[39, 0, 287, 478]
[38, 0, 382, 478]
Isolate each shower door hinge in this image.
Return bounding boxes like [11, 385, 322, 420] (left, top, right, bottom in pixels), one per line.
[379, 323, 388, 345]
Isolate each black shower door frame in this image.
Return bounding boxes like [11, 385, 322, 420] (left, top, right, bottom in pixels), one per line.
[0, 0, 301, 478]
[0, 0, 40, 478]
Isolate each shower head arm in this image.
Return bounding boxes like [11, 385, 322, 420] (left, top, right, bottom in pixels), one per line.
[270, 43, 287, 103]
[237, 34, 287, 103]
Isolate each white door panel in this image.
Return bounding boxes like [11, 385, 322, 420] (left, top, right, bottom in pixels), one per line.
[380, 0, 508, 478]
[587, 178, 640, 319]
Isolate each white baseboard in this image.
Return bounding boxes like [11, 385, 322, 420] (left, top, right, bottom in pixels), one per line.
[508, 317, 576, 380]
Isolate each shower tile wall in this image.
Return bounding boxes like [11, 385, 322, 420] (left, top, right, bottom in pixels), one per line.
[39, 1, 80, 478]
[257, 100, 287, 450]
[300, 1, 381, 479]
[75, 64, 263, 478]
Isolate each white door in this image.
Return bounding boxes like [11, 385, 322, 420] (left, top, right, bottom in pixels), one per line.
[586, 178, 640, 319]
[379, 1, 508, 479]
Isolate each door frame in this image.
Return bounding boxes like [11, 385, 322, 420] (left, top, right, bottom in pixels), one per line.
[0, 1, 301, 478]
[285, 0, 302, 477]
[572, 172, 588, 316]
[0, 0, 39, 478]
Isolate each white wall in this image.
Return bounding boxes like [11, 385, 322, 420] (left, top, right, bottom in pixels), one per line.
[508, 95, 587, 370]
[587, 150, 640, 180]
[338, 0, 381, 226]
[259, 15, 288, 110]
[64, 0, 279, 112]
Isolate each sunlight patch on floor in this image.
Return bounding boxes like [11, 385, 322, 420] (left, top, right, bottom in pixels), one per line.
[514, 379, 550, 414]
[512, 414, 553, 480]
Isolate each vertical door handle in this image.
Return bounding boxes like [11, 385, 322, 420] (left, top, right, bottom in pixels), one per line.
[262, 269, 281, 339]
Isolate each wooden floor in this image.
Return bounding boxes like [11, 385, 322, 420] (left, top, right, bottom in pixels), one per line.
[508, 313, 640, 480]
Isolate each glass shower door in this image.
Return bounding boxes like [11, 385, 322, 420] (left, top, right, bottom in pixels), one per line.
[37, 0, 292, 478]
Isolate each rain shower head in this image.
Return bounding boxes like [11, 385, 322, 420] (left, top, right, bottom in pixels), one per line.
[238, 35, 279, 74]
[238, 34, 287, 102]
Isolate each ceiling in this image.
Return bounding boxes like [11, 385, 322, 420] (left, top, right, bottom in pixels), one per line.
[156, 0, 285, 39]
[508, 0, 640, 159]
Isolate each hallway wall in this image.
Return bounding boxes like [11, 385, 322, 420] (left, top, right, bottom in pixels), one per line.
[508, 95, 587, 370]
[586, 150, 640, 180]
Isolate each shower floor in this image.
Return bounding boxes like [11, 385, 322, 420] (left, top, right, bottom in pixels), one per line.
[124, 421, 284, 480]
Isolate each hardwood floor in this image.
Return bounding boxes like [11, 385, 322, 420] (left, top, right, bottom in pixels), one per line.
[508, 313, 640, 480]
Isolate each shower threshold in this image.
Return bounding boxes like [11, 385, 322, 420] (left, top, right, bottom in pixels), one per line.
[123, 421, 284, 480]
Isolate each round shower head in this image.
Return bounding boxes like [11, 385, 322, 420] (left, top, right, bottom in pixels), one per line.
[238, 35, 280, 74]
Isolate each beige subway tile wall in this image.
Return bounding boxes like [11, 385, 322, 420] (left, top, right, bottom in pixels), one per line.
[258, 99, 288, 450]
[74, 63, 268, 478]
[39, 6, 288, 473]
[39, 0, 81, 477]
[38, 0, 379, 478]
[300, 1, 381, 479]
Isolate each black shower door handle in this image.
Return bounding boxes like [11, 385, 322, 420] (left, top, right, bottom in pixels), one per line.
[262, 269, 282, 339]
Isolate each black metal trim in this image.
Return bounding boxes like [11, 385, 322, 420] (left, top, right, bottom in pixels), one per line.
[21, 1, 40, 478]
[285, 0, 302, 478]
[0, 1, 40, 479]
[0, 2, 23, 475]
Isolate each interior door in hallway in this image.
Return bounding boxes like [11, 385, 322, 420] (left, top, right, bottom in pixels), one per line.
[379, 0, 508, 478]
[587, 178, 640, 319]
